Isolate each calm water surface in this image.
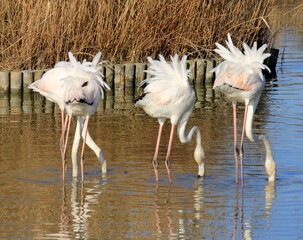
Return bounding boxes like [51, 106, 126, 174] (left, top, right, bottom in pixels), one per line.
[1, 4, 303, 240]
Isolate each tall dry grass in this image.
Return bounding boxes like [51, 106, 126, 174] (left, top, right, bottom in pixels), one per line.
[0, 0, 278, 70]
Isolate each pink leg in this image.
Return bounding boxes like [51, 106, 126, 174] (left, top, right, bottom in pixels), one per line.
[80, 117, 89, 182]
[60, 111, 69, 159]
[60, 110, 65, 151]
[165, 123, 175, 183]
[239, 104, 249, 188]
[153, 124, 164, 181]
[62, 115, 71, 179]
[233, 103, 239, 184]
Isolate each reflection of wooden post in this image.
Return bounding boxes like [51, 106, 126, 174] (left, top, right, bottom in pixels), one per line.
[22, 70, 33, 92]
[0, 92, 9, 115]
[45, 99, 54, 113]
[10, 93, 22, 114]
[10, 70, 22, 92]
[34, 93, 45, 114]
[23, 93, 34, 114]
[0, 71, 10, 92]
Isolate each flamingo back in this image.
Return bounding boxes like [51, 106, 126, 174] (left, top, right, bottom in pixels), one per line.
[138, 54, 192, 105]
[212, 33, 271, 91]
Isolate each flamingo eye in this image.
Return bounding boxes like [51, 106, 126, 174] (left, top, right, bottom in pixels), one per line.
[82, 81, 89, 87]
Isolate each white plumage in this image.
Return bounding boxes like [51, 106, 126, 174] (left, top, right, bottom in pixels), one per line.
[28, 52, 110, 180]
[212, 33, 276, 185]
[135, 54, 205, 182]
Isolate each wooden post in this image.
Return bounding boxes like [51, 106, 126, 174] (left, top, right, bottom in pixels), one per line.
[124, 63, 135, 101]
[33, 70, 45, 81]
[114, 64, 125, 104]
[205, 59, 215, 84]
[134, 63, 146, 97]
[10, 70, 22, 92]
[22, 70, 33, 92]
[196, 59, 206, 87]
[0, 71, 10, 92]
[187, 60, 196, 87]
[104, 65, 114, 96]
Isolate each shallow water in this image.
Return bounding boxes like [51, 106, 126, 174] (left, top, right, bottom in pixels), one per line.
[1, 3, 303, 240]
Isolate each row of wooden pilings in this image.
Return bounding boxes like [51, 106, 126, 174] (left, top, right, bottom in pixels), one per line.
[0, 58, 218, 93]
[0, 59, 225, 115]
[0, 49, 279, 114]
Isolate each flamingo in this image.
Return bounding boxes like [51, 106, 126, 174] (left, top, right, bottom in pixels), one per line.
[61, 52, 110, 181]
[211, 33, 276, 186]
[28, 52, 109, 180]
[134, 54, 205, 182]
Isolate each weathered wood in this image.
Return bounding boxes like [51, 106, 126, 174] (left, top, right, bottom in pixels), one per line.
[104, 65, 114, 97]
[22, 70, 33, 92]
[33, 70, 45, 81]
[22, 93, 33, 114]
[196, 59, 206, 87]
[187, 60, 196, 86]
[10, 93, 22, 114]
[205, 59, 215, 84]
[114, 64, 125, 102]
[0, 71, 10, 92]
[10, 70, 22, 92]
[0, 92, 9, 115]
[124, 63, 135, 102]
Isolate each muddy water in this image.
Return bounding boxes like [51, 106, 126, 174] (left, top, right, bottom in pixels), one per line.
[1, 3, 303, 240]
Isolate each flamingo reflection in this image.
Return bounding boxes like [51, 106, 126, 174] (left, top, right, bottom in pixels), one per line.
[153, 182, 174, 239]
[55, 176, 107, 239]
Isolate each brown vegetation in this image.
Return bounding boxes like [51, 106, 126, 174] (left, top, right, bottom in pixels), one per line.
[0, 0, 279, 70]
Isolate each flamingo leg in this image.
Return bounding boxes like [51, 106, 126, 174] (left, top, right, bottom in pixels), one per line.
[153, 124, 164, 181]
[80, 116, 89, 182]
[62, 115, 71, 178]
[233, 103, 239, 184]
[60, 110, 65, 152]
[165, 123, 175, 183]
[239, 104, 249, 188]
[60, 111, 69, 156]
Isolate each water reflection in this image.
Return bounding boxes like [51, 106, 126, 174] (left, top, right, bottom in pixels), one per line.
[40, 176, 107, 239]
[153, 182, 174, 239]
[0, 85, 222, 116]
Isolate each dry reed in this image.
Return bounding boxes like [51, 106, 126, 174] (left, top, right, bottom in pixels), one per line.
[0, 0, 279, 70]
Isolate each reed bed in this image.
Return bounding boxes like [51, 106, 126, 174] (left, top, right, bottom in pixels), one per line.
[0, 0, 279, 70]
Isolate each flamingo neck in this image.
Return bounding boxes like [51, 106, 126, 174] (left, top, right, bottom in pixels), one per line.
[245, 100, 276, 181]
[72, 117, 107, 177]
[177, 114, 205, 177]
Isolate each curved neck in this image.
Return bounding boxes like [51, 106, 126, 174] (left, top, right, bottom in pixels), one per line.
[177, 114, 201, 145]
[177, 113, 205, 177]
[72, 117, 106, 177]
[245, 99, 276, 181]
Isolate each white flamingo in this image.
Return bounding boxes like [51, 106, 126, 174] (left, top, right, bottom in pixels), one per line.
[134, 54, 205, 182]
[211, 33, 277, 186]
[28, 52, 110, 180]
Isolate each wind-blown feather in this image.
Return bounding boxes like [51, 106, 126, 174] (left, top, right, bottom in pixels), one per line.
[212, 33, 271, 90]
[136, 54, 192, 106]
[60, 52, 110, 102]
